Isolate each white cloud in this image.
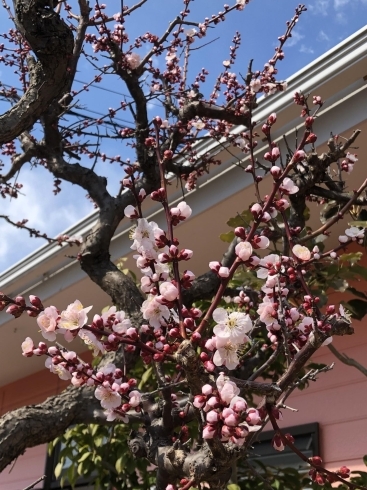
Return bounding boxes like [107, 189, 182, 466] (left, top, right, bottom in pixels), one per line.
[308, 0, 330, 16]
[318, 30, 330, 42]
[299, 45, 315, 54]
[0, 168, 92, 272]
[286, 30, 304, 47]
[334, 0, 350, 7]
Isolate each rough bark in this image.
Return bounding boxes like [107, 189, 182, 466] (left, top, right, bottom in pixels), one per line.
[0, 0, 73, 144]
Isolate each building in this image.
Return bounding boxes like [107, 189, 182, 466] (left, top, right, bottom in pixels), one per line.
[0, 25, 367, 489]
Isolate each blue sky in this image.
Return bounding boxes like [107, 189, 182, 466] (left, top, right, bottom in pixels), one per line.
[0, 0, 366, 273]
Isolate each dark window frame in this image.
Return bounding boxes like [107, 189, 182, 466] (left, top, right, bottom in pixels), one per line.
[248, 422, 319, 469]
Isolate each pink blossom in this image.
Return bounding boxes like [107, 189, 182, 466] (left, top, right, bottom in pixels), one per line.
[279, 177, 299, 195]
[246, 408, 261, 425]
[45, 358, 72, 380]
[129, 390, 142, 407]
[218, 379, 240, 404]
[235, 241, 253, 261]
[112, 311, 132, 334]
[292, 244, 311, 261]
[59, 300, 92, 330]
[257, 254, 281, 279]
[170, 201, 192, 221]
[213, 308, 252, 343]
[104, 409, 129, 423]
[345, 227, 364, 240]
[205, 337, 217, 351]
[37, 306, 59, 341]
[253, 236, 270, 249]
[78, 329, 105, 356]
[159, 282, 179, 301]
[21, 337, 34, 357]
[223, 60, 231, 67]
[141, 295, 170, 329]
[126, 52, 140, 70]
[95, 386, 122, 409]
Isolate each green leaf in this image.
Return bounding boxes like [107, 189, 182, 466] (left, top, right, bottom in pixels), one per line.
[54, 462, 64, 479]
[339, 252, 363, 265]
[348, 221, 367, 228]
[220, 231, 235, 243]
[78, 451, 91, 463]
[227, 485, 241, 490]
[115, 456, 124, 474]
[226, 209, 253, 227]
[138, 366, 153, 389]
[342, 299, 367, 320]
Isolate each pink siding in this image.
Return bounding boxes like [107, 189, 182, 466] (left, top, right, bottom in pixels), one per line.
[0, 353, 91, 489]
[279, 322, 367, 472]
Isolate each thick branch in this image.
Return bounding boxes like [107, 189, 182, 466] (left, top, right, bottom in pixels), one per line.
[0, 1, 73, 144]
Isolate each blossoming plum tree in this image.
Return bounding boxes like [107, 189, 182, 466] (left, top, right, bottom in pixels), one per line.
[1, 1, 367, 489]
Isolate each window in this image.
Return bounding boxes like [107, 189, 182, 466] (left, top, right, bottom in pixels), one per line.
[248, 422, 319, 469]
[43, 443, 95, 490]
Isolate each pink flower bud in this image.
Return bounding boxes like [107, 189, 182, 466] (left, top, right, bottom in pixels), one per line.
[124, 205, 138, 218]
[202, 425, 216, 439]
[193, 395, 206, 408]
[218, 267, 230, 278]
[203, 360, 215, 372]
[293, 150, 305, 163]
[206, 410, 219, 424]
[29, 295, 43, 308]
[159, 282, 179, 301]
[270, 166, 281, 179]
[202, 384, 213, 396]
[127, 327, 139, 340]
[235, 241, 253, 261]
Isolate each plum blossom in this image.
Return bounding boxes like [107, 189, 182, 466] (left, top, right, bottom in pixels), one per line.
[95, 386, 122, 409]
[141, 295, 170, 329]
[292, 244, 311, 261]
[257, 254, 281, 279]
[213, 338, 240, 370]
[37, 306, 59, 341]
[159, 282, 179, 301]
[21, 337, 34, 357]
[126, 52, 140, 69]
[170, 201, 192, 224]
[112, 311, 132, 334]
[129, 390, 142, 407]
[131, 219, 158, 253]
[213, 308, 252, 343]
[59, 300, 92, 330]
[45, 358, 72, 380]
[235, 241, 253, 261]
[298, 316, 314, 333]
[236, 0, 247, 9]
[104, 409, 128, 423]
[345, 227, 364, 240]
[78, 329, 105, 356]
[279, 177, 299, 195]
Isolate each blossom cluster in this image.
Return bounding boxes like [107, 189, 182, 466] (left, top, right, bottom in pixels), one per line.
[194, 373, 261, 447]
